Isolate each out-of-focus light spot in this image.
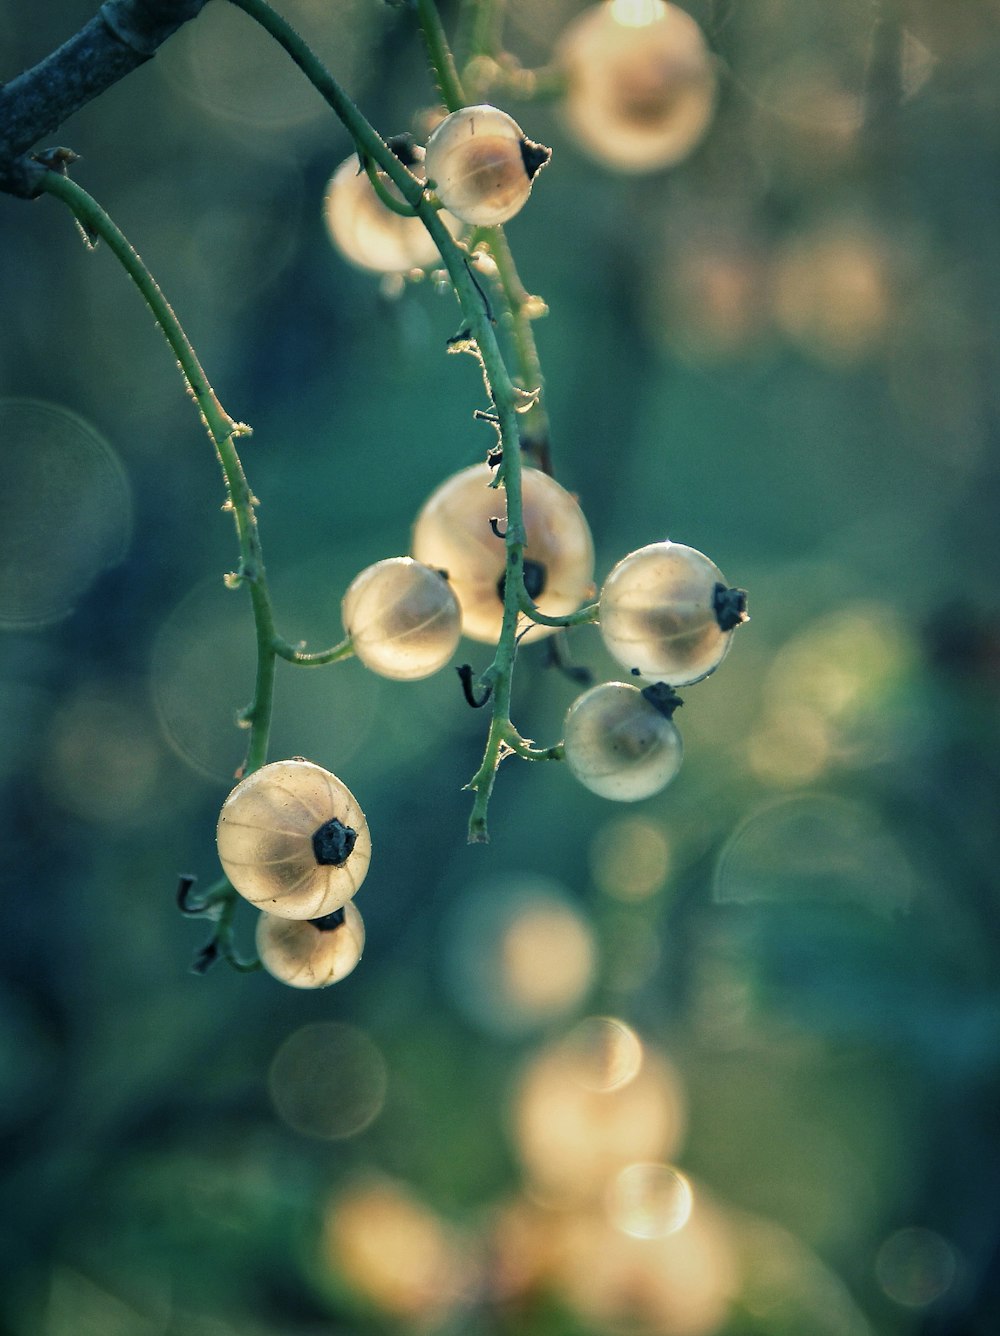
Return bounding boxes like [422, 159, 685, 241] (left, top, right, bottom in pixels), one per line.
[714, 793, 914, 917]
[772, 224, 894, 364]
[551, 1190, 736, 1335]
[441, 875, 596, 1037]
[0, 400, 131, 629]
[590, 816, 670, 901]
[562, 1016, 644, 1092]
[749, 604, 916, 785]
[268, 1022, 386, 1140]
[660, 239, 771, 363]
[514, 1030, 686, 1205]
[322, 1176, 473, 1323]
[45, 686, 162, 823]
[610, 0, 662, 28]
[607, 1162, 694, 1239]
[901, 30, 937, 99]
[747, 705, 832, 787]
[876, 1227, 959, 1308]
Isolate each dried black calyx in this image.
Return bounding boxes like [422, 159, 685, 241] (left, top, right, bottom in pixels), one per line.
[309, 907, 347, 932]
[387, 133, 419, 167]
[312, 818, 358, 866]
[519, 137, 552, 181]
[713, 583, 749, 632]
[497, 558, 547, 604]
[641, 682, 684, 719]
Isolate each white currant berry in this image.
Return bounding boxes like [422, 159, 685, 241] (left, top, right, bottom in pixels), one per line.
[256, 902, 365, 988]
[216, 759, 371, 919]
[323, 147, 459, 274]
[599, 541, 747, 685]
[342, 557, 462, 681]
[423, 105, 551, 226]
[411, 462, 594, 643]
[563, 681, 683, 801]
[557, 0, 716, 173]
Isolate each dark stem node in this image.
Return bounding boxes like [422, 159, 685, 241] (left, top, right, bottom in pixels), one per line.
[312, 817, 358, 867]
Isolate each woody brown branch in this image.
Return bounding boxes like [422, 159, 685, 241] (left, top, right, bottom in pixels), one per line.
[0, 0, 209, 198]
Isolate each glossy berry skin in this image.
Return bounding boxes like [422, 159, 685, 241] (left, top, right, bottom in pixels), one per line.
[342, 558, 462, 681]
[563, 681, 683, 801]
[411, 462, 595, 643]
[424, 105, 549, 227]
[557, 0, 716, 173]
[323, 151, 458, 274]
[256, 902, 365, 988]
[599, 541, 738, 684]
[216, 759, 371, 919]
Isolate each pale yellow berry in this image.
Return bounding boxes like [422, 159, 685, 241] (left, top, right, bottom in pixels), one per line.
[558, 0, 716, 173]
[323, 150, 458, 274]
[424, 105, 550, 226]
[342, 557, 462, 681]
[256, 902, 365, 988]
[411, 462, 594, 643]
[563, 682, 683, 800]
[599, 541, 745, 684]
[216, 759, 371, 919]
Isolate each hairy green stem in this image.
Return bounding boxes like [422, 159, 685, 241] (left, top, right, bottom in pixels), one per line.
[415, 0, 467, 111]
[40, 170, 280, 778]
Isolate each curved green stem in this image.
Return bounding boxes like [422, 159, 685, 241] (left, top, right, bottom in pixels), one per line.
[362, 155, 420, 217]
[40, 170, 279, 779]
[274, 634, 355, 666]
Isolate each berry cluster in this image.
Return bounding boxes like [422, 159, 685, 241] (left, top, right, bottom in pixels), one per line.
[215, 478, 746, 986]
[200, 0, 741, 986]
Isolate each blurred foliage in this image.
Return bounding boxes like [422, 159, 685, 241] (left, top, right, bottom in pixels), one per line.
[1, 0, 999, 1333]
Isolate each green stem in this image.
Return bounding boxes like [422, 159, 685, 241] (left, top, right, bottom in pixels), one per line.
[362, 155, 419, 217]
[40, 170, 279, 779]
[415, 0, 467, 111]
[274, 634, 355, 666]
[482, 225, 551, 469]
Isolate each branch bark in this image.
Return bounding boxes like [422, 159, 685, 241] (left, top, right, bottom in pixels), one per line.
[0, 0, 210, 198]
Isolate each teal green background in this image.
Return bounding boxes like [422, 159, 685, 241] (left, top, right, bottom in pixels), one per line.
[1, 1, 999, 1332]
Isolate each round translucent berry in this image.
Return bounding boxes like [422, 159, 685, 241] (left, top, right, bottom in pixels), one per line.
[323, 150, 459, 274]
[342, 557, 462, 681]
[563, 681, 683, 801]
[557, 0, 716, 173]
[411, 462, 594, 643]
[256, 902, 366, 988]
[423, 105, 550, 227]
[599, 541, 744, 684]
[216, 759, 371, 919]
